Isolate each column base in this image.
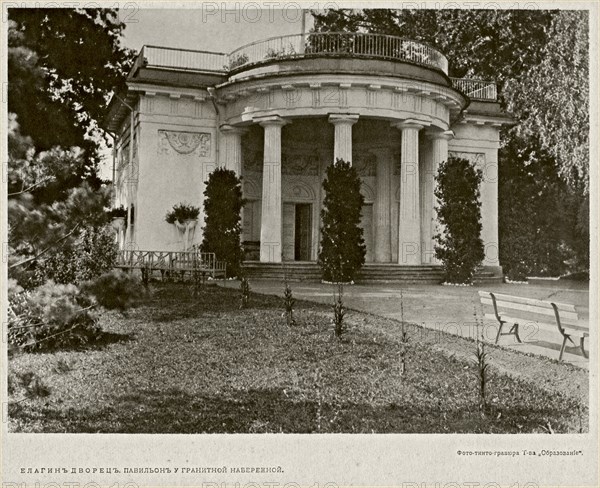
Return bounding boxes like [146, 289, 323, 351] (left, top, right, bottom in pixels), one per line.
[259, 242, 282, 263]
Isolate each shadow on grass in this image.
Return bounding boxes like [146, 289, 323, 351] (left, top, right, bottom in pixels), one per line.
[13, 330, 134, 357]
[144, 283, 294, 323]
[9, 386, 580, 434]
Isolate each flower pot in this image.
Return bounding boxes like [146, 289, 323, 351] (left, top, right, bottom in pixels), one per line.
[184, 219, 198, 231]
[172, 219, 198, 251]
[183, 219, 198, 251]
[111, 217, 125, 232]
[174, 220, 187, 232]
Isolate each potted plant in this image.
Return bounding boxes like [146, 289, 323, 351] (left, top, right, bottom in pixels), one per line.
[166, 203, 200, 250]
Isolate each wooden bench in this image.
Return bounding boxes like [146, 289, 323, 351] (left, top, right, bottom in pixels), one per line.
[478, 291, 589, 361]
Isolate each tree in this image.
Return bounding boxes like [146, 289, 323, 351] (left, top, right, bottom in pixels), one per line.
[312, 9, 555, 89]
[8, 8, 134, 187]
[6, 9, 139, 353]
[434, 157, 484, 284]
[313, 8, 589, 275]
[201, 168, 245, 278]
[318, 159, 366, 282]
[498, 137, 578, 280]
[7, 121, 139, 352]
[504, 11, 589, 193]
[7, 8, 135, 283]
[7, 119, 111, 286]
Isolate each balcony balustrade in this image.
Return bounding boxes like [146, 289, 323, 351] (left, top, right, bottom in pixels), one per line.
[132, 33, 497, 101]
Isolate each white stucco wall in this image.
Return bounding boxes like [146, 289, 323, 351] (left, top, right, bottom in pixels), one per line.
[449, 123, 501, 268]
[134, 93, 218, 251]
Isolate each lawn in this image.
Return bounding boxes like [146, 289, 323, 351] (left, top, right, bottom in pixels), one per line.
[8, 283, 588, 433]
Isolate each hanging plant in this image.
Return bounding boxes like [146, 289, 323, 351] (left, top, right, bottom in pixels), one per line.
[165, 203, 200, 224]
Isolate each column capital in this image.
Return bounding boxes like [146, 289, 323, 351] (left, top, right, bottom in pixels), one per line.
[425, 129, 454, 141]
[391, 119, 428, 131]
[254, 115, 290, 128]
[219, 124, 248, 135]
[328, 113, 359, 126]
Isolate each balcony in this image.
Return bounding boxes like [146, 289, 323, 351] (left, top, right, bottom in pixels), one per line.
[227, 32, 448, 74]
[134, 45, 228, 73]
[450, 77, 498, 102]
[131, 33, 497, 101]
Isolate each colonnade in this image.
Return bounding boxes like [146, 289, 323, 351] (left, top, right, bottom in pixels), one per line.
[220, 114, 453, 264]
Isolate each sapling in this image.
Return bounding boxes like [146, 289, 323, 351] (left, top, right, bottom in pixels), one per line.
[240, 277, 250, 309]
[282, 263, 295, 325]
[141, 261, 152, 289]
[332, 282, 345, 338]
[190, 260, 205, 297]
[283, 283, 295, 326]
[399, 289, 408, 376]
[473, 304, 489, 414]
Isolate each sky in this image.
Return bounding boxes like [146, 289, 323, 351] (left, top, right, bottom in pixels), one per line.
[121, 7, 315, 53]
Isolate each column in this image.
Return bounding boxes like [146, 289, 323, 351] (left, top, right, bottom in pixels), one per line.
[392, 120, 425, 265]
[373, 148, 392, 262]
[422, 130, 454, 264]
[257, 115, 288, 262]
[481, 148, 501, 268]
[220, 124, 246, 175]
[329, 114, 359, 163]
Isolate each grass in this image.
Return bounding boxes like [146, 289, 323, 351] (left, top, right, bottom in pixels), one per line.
[7, 283, 587, 433]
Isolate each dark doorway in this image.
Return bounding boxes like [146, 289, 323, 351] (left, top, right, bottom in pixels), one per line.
[294, 204, 312, 261]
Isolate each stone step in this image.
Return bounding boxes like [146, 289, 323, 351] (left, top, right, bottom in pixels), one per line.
[242, 262, 502, 283]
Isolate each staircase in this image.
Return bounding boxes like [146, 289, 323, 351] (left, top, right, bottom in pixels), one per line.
[242, 262, 321, 281]
[242, 262, 502, 284]
[359, 264, 444, 283]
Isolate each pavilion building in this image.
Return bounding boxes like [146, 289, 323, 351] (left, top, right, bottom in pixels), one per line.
[104, 33, 512, 279]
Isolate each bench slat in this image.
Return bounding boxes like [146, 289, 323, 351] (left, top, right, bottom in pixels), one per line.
[478, 290, 576, 312]
[486, 312, 589, 337]
[498, 315, 588, 337]
[480, 297, 580, 324]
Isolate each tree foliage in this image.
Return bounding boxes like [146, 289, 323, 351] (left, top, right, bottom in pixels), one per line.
[7, 122, 140, 353]
[499, 137, 587, 280]
[318, 159, 366, 282]
[434, 157, 484, 284]
[8, 9, 134, 159]
[8, 120, 111, 283]
[37, 227, 120, 286]
[7, 9, 139, 352]
[312, 9, 554, 88]
[504, 11, 589, 193]
[313, 8, 589, 275]
[201, 168, 246, 278]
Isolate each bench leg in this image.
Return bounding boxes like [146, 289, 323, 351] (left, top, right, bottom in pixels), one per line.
[511, 323, 522, 343]
[580, 337, 588, 359]
[559, 335, 569, 361]
[494, 321, 505, 344]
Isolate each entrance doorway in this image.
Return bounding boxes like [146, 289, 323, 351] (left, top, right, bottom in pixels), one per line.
[283, 203, 313, 261]
[294, 203, 312, 261]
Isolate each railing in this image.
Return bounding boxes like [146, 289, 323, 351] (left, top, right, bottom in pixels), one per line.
[132, 37, 502, 100]
[228, 32, 448, 74]
[141, 45, 228, 73]
[116, 250, 227, 277]
[450, 77, 498, 101]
